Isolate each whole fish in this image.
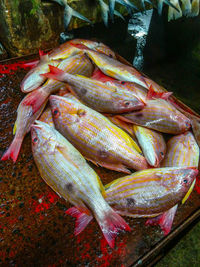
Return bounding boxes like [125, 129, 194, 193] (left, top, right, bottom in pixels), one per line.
[39, 107, 55, 128]
[49, 38, 116, 60]
[67, 167, 198, 234]
[22, 54, 94, 113]
[161, 131, 199, 169]
[70, 43, 148, 88]
[20, 53, 59, 93]
[31, 121, 130, 248]
[133, 125, 166, 167]
[49, 94, 148, 173]
[43, 66, 145, 113]
[1, 95, 47, 162]
[118, 98, 191, 134]
[147, 131, 199, 235]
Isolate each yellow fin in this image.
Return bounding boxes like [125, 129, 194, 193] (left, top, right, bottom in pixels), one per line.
[96, 174, 107, 198]
[13, 122, 17, 135]
[129, 135, 142, 154]
[182, 178, 196, 204]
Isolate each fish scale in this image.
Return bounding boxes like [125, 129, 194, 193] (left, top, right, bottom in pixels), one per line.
[31, 121, 130, 248]
[119, 98, 191, 134]
[49, 95, 148, 173]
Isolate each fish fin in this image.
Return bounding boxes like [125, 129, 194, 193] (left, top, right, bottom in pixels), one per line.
[182, 178, 196, 204]
[1, 136, 23, 162]
[20, 60, 39, 69]
[164, 0, 180, 12]
[41, 65, 65, 81]
[147, 85, 173, 100]
[191, 0, 199, 17]
[63, 4, 92, 29]
[115, 115, 134, 124]
[98, 162, 131, 174]
[168, 1, 182, 21]
[180, 0, 192, 16]
[22, 89, 48, 113]
[39, 49, 46, 57]
[109, 0, 116, 22]
[145, 205, 178, 235]
[97, 209, 131, 248]
[92, 68, 115, 82]
[129, 136, 142, 154]
[69, 42, 92, 52]
[65, 207, 93, 235]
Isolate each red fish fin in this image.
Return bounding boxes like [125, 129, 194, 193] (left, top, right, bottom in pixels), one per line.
[97, 210, 131, 248]
[22, 89, 48, 113]
[92, 68, 116, 83]
[146, 205, 178, 235]
[41, 65, 65, 81]
[1, 136, 23, 163]
[39, 49, 47, 57]
[20, 60, 39, 69]
[66, 207, 93, 235]
[147, 85, 173, 100]
[69, 42, 91, 51]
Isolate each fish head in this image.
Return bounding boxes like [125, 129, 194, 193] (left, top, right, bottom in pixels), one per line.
[31, 120, 59, 155]
[49, 94, 87, 126]
[178, 167, 198, 191]
[113, 91, 145, 113]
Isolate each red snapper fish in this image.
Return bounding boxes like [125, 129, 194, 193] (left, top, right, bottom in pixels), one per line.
[49, 94, 148, 173]
[70, 43, 148, 88]
[67, 167, 198, 235]
[31, 121, 130, 248]
[43, 66, 145, 113]
[118, 98, 191, 134]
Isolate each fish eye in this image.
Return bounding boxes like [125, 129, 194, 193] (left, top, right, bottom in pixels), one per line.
[183, 179, 188, 184]
[121, 81, 126, 85]
[77, 109, 86, 117]
[33, 137, 38, 144]
[52, 108, 60, 118]
[109, 54, 113, 58]
[160, 152, 164, 156]
[124, 101, 130, 106]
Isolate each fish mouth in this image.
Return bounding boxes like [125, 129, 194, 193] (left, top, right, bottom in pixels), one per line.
[31, 120, 46, 131]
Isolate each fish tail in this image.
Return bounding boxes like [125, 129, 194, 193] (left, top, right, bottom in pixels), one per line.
[191, 0, 199, 16]
[22, 89, 48, 113]
[20, 60, 39, 69]
[168, 0, 182, 21]
[158, 0, 164, 15]
[41, 65, 65, 81]
[181, 0, 192, 16]
[109, 0, 115, 22]
[145, 205, 178, 235]
[66, 207, 93, 235]
[95, 208, 131, 248]
[1, 135, 23, 163]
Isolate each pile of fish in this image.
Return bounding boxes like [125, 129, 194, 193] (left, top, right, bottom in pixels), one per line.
[1, 39, 200, 248]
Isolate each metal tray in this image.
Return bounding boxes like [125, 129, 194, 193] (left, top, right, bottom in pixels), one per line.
[0, 53, 200, 267]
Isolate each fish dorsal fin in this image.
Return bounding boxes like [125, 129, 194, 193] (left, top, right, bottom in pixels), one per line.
[147, 85, 173, 100]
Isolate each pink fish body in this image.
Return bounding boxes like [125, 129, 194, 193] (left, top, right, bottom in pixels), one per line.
[43, 66, 145, 113]
[119, 99, 191, 134]
[49, 94, 148, 173]
[31, 121, 130, 248]
[133, 125, 166, 167]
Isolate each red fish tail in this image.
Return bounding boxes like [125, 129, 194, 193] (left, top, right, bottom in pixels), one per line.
[96, 209, 131, 248]
[41, 65, 65, 81]
[20, 60, 39, 69]
[66, 207, 93, 235]
[22, 89, 48, 113]
[145, 205, 178, 236]
[1, 136, 23, 163]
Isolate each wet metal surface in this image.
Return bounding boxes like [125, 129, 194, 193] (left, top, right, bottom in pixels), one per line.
[0, 54, 200, 266]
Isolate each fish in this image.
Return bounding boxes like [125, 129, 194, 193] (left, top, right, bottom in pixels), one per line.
[118, 98, 191, 134]
[50, 0, 91, 29]
[168, 0, 182, 21]
[39, 107, 55, 128]
[133, 125, 166, 167]
[1, 95, 48, 162]
[158, 0, 181, 15]
[42, 65, 145, 113]
[31, 120, 130, 248]
[104, 167, 198, 217]
[68, 167, 198, 234]
[147, 131, 199, 234]
[161, 131, 199, 169]
[180, 0, 192, 16]
[98, 0, 125, 27]
[22, 54, 94, 113]
[70, 43, 148, 88]
[20, 52, 59, 93]
[49, 38, 116, 61]
[191, 0, 199, 16]
[49, 94, 148, 173]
